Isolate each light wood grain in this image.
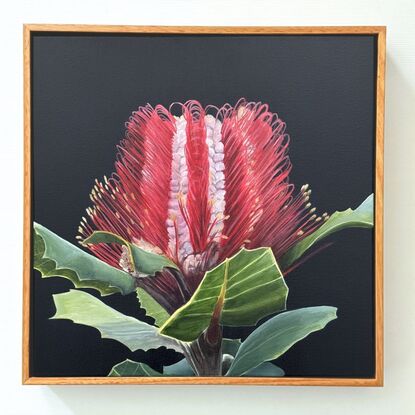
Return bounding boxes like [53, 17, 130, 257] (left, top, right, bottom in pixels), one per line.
[23, 24, 385, 34]
[22, 24, 32, 385]
[22, 25, 385, 386]
[23, 376, 382, 386]
[374, 27, 386, 387]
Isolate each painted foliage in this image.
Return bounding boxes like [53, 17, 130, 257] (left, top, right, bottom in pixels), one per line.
[34, 99, 373, 377]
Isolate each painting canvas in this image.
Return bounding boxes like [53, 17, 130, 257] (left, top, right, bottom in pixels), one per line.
[23, 26, 384, 385]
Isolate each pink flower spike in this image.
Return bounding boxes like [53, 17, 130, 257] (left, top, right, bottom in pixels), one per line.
[80, 99, 326, 310]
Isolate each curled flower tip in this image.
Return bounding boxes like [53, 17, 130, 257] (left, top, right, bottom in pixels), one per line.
[80, 99, 330, 294]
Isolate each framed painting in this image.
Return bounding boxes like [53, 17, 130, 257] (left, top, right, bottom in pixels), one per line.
[23, 25, 385, 386]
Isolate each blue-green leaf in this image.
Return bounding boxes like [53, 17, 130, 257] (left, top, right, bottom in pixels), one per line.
[52, 289, 182, 353]
[108, 358, 195, 377]
[83, 231, 178, 275]
[34, 223, 135, 296]
[136, 288, 170, 327]
[108, 359, 161, 376]
[222, 338, 242, 356]
[108, 355, 283, 377]
[244, 362, 285, 377]
[163, 359, 195, 376]
[280, 194, 374, 269]
[222, 353, 284, 376]
[227, 306, 337, 376]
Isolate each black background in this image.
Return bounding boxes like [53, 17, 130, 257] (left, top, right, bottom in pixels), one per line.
[31, 33, 376, 377]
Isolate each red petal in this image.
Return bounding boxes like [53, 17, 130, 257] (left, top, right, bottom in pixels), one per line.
[80, 104, 175, 266]
[240, 102, 293, 249]
[181, 101, 211, 253]
[234, 102, 325, 259]
[218, 100, 259, 260]
[121, 104, 175, 251]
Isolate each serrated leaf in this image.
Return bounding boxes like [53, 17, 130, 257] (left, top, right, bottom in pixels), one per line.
[226, 306, 337, 376]
[136, 288, 170, 327]
[108, 358, 195, 377]
[34, 223, 135, 296]
[280, 194, 374, 269]
[83, 231, 178, 275]
[160, 247, 288, 342]
[52, 289, 182, 353]
[108, 359, 161, 376]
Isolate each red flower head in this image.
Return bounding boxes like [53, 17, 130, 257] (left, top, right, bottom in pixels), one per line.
[78, 99, 328, 312]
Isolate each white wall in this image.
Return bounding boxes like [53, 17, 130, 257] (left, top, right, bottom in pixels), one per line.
[1, 0, 414, 414]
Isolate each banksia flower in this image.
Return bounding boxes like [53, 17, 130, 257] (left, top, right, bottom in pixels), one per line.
[78, 99, 328, 312]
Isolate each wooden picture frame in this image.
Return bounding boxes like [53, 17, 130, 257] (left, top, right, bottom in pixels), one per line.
[23, 25, 385, 386]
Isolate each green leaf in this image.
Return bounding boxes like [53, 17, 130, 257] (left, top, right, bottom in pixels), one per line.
[108, 356, 284, 378]
[34, 223, 135, 296]
[222, 353, 284, 376]
[222, 338, 241, 356]
[243, 362, 284, 377]
[136, 288, 170, 327]
[226, 306, 337, 376]
[221, 340, 284, 377]
[222, 354, 235, 374]
[280, 194, 374, 269]
[160, 247, 288, 342]
[108, 359, 161, 376]
[52, 289, 182, 353]
[163, 359, 195, 376]
[108, 358, 195, 377]
[83, 231, 178, 275]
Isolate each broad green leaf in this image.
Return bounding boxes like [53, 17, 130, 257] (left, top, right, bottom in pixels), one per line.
[222, 353, 284, 376]
[222, 338, 241, 356]
[108, 359, 161, 376]
[52, 289, 182, 353]
[108, 358, 195, 377]
[222, 354, 235, 374]
[34, 223, 135, 296]
[221, 340, 284, 376]
[280, 194, 374, 269]
[160, 247, 288, 342]
[243, 362, 284, 377]
[136, 288, 170, 327]
[108, 356, 283, 377]
[83, 231, 178, 274]
[163, 359, 195, 376]
[226, 306, 337, 376]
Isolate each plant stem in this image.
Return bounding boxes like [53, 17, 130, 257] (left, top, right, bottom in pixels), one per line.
[182, 321, 223, 376]
[169, 268, 192, 302]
